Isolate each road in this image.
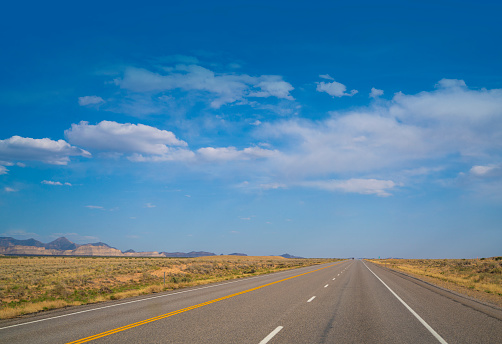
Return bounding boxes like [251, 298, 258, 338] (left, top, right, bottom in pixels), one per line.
[1, 260, 501, 343]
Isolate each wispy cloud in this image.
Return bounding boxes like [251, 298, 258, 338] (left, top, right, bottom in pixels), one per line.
[197, 146, 279, 161]
[4, 187, 17, 192]
[115, 64, 294, 109]
[319, 74, 334, 80]
[42, 180, 72, 186]
[469, 165, 502, 178]
[78, 95, 105, 106]
[85, 205, 104, 209]
[0, 229, 40, 238]
[262, 79, 502, 179]
[301, 179, 397, 197]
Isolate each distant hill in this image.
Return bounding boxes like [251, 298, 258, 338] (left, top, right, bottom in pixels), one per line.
[161, 251, 217, 258]
[280, 253, 304, 259]
[0, 237, 217, 258]
[45, 237, 79, 250]
[0, 237, 45, 247]
[0, 236, 304, 258]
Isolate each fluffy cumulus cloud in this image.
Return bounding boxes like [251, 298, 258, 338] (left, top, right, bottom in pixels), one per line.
[301, 179, 397, 197]
[435, 78, 466, 89]
[65, 121, 190, 160]
[78, 96, 105, 106]
[369, 87, 384, 98]
[0, 136, 91, 165]
[116, 64, 294, 108]
[262, 79, 502, 185]
[316, 79, 358, 97]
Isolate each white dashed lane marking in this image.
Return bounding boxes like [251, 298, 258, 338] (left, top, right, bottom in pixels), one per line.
[259, 326, 284, 344]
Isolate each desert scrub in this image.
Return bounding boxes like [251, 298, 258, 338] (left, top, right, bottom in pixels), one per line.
[0, 255, 339, 319]
[369, 257, 502, 306]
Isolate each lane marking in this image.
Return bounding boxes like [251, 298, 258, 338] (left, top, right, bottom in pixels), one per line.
[66, 263, 340, 343]
[337, 274, 340, 276]
[0, 265, 323, 331]
[363, 261, 448, 344]
[259, 326, 283, 344]
[332, 278, 336, 280]
[324, 284, 329, 288]
[307, 296, 316, 303]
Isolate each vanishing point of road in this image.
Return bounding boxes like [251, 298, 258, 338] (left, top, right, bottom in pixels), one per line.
[1, 260, 501, 343]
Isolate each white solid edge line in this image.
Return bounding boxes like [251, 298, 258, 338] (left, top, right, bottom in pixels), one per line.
[307, 296, 316, 302]
[362, 261, 448, 344]
[259, 326, 284, 344]
[0, 264, 323, 331]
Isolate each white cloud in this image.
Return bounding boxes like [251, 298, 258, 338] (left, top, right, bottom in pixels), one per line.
[86, 205, 104, 209]
[248, 75, 294, 100]
[319, 74, 334, 80]
[302, 179, 397, 197]
[78, 96, 105, 106]
[0, 136, 91, 165]
[435, 78, 466, 89]
[0, 165, 7, 175]
[250, 120, 262, 126]
[4, 187, 17, 192]
[116, 65, 294, 108]
[263, 80, 502, 177]
[145, 203, 156, 208]
[469, 165, 501, 178]
[260, 183, 287, 190]
[197, 146, 279, 161]
[316, 80, 358, 97]
[42, 180, 62, 185]
[66, 121, 189, 161]
[41, 180, 72, 186]
[128, 149, 195, 162]
[369, 87, 384, 98]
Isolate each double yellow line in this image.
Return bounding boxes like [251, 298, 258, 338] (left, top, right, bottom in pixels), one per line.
[68, 262, 340, 343]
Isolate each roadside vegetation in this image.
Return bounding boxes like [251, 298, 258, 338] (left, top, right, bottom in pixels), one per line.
[369, 257, 502, 307]
[0, 255, 339, 319]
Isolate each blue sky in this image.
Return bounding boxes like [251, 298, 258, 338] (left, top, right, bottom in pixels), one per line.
[1, 1, 501, 258]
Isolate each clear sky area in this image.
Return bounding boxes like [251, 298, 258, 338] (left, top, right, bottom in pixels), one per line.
[1, 1, 501, 258]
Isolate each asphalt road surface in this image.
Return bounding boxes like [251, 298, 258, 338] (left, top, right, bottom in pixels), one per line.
[1, 260, 501, 343]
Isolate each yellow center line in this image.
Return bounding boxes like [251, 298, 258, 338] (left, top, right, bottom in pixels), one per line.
[67, 262, 342, 344]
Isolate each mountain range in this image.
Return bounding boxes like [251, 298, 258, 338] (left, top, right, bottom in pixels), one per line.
[0, 237, 302, 258]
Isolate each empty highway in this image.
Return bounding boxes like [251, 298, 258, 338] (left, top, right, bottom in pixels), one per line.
[1, 260, 501, 343]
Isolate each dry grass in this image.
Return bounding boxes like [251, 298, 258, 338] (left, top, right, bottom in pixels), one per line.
[0, 255, 339, 319]
[369, 257, 502, 307]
